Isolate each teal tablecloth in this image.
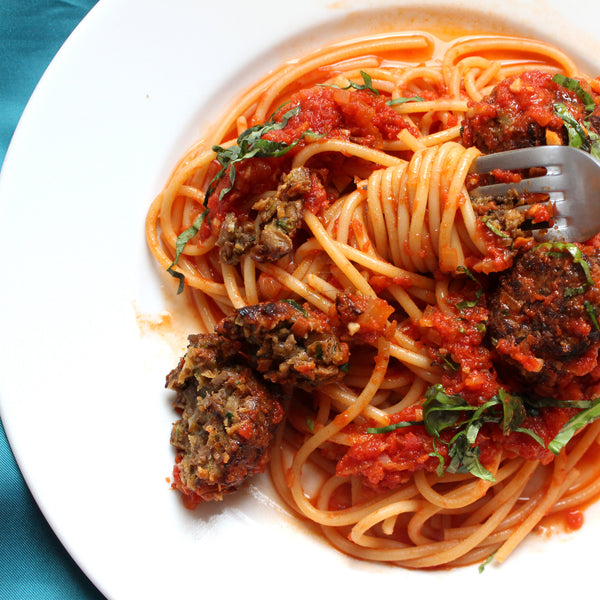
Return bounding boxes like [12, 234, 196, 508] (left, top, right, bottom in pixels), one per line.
[0, 2, 105, 598]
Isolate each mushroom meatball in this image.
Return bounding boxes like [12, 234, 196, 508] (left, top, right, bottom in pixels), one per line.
[217, 300, 350, 390]
[487, 243, 600, 400]
[167, 333, 284, 504]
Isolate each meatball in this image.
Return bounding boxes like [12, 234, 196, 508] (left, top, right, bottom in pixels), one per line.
[216, 167, 311, 265]
[462, 70, 590, 153]
[167, 333, 284, 504]
[487, 243, 600, 399]
[217, 300, 350, 390]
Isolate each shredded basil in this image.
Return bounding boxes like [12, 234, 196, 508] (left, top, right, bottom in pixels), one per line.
[167, 107, 306, 290]
[536, 242, 594, 287]
[455, 265, 483, 310]
[482, 217, 510, 238]
[553, 74, 595, 113]
[167, 208, 209, 293]
[548, 397, 600, 454]
[387, 95, 425, 106]
[585, 300, 600, 331]
[280, 298, 308, 316]
[478, 551, 497, 573]
[552, 74, 600, 158]
[367, 384, 547, 482]
[205, 106, 303, 205]
[342, 71, 380, 95]
[366, 421, 422, 434]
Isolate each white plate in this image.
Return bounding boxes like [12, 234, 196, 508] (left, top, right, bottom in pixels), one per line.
[2, 0, 600, 598]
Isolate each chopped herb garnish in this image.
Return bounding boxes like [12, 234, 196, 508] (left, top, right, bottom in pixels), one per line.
[482, 217, 510, 238]
[553, 103, 593, 150]
[275, 218, 293, 231]
[455, 266, 483, 310]
[553, 74, 595, 113]
[537, 242, 594, 289]
[205, 106, 303, 205]
[342, 71, 380, 95]
[306, 417, 315, 432]
[280, 298, 308, 316]
[319, 71, 380, 95]
[552, 75, 600, 158]
[367, 384, 546, 482]
[166, 107, 308, 291]
[387, 95, 425, 105]
[585, 300, 600, 331]
[478, 551, 497, 573]
[548, 397, 600, 454]
[167, 208, 209, 293]
[366, 420, 422, 434]
[441, 353, 460, 372]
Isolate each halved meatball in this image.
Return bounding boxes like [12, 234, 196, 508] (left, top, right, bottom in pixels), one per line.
[487, 243, 600, 399]
[217, 300, 350, 390]
[462, 70, 591, 153]
[216, 167, 311, 265]
[167, 334, 284, 504]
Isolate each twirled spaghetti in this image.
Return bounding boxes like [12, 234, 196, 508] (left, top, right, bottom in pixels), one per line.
[146, 31, 600, 569]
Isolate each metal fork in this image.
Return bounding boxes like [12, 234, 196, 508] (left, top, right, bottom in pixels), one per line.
[469, 145, 600, 242]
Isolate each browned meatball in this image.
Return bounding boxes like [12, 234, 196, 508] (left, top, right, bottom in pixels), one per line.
[217, 300, 350, 390]
[487, 243, 600, 400]
[167, 334, 284, 504]
[216, 167, 311, 265]
[461, 71, 590, 153]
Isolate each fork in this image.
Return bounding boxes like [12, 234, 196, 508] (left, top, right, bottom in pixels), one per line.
[469, 145, 600, 242]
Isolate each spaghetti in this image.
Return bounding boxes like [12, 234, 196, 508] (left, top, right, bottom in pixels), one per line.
[146, 31, 600, 569]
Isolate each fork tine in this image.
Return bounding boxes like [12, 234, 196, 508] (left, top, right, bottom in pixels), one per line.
[470, 145, 566, 173]
[469, 174, 566, 198]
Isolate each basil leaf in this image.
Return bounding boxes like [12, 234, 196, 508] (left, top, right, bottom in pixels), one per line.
[513, 426, 545, 447]
[553, 74, 595, 113]
[387, 95, 425, 105]
[554, 103, 589, 150]
[483, 218, 510, 238]
[280, 298, 308, 316]
[585, 300, 600, 331]
[536, 242, 594, 286]
[455, 265, 483, 309]
[422, 384, 470, 436]
[205, 106, 303, 205]
[366, 421, 422, 434]
[447, 433, 495, 481]
[548, 397, 600, 454]
[498, 388, 526, 434]
[167, 208, 209, 293]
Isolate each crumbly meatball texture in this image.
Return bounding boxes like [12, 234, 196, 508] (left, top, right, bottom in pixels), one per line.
[216, 167, 311, 265]
[217, 300, 350, 390]
[167, 334, 284, 504]
[487, 244, 600, 400]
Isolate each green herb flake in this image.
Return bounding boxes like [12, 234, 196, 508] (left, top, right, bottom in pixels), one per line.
[552, 74, 596, 113]
[548, 397, 600, 454]
[167, 208, 209, 293]
[585, 300, 600, 331]
[387, 95, 425, 106]
[537, 242, 594, 288]
[205, 106, 303, 205]
[455, 266, 483, 310]
[366, 421, 422, 434]
[478, 551, 497, 573]
[280, 298, 308, 316]
[482, 217, 510, 238]
[378, 385, 548, 482]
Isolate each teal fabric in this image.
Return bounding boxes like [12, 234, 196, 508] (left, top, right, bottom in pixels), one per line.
[0, 2, 105, 598]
